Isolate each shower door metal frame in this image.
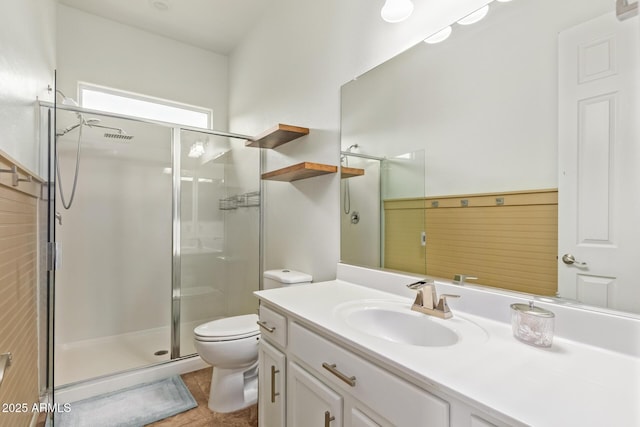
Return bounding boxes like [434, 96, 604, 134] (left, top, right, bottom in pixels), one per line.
[40, 100, 255, 362]
[171, 128, 182, 359]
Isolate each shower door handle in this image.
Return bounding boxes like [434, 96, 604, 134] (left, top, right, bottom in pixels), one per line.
[0, 352, 12, 389]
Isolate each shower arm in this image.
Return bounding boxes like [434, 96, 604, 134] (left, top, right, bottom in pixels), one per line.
[39, 100, 253, 140]
[86, 123, 127, 134]
[340, 151, 385, 161]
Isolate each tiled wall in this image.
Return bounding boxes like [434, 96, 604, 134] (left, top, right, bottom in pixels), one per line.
[0, 155, 42, 427]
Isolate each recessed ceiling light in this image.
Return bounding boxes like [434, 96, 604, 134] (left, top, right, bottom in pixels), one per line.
[149, 0, 170, 12]
[381, 0, 414, 23]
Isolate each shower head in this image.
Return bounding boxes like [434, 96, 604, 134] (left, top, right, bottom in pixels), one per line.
[83, 121, 134, 141]
[341, 144, 359, 163]
[104, 131, 134, 141]
[56, 117, 133, 141]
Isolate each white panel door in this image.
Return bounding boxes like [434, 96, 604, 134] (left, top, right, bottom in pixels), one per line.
[558, 11, 640, 312]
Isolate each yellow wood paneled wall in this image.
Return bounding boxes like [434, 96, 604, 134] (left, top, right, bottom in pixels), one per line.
[384, 199, 426, 274]
[384, 190, 558, 296]
[0, 154, 41, 427]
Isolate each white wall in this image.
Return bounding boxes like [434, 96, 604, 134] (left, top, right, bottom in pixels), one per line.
[56, 4, 229, 130]
[55, 5, 245, 344]
[229, 0, 493, 282]
[341, 0, 612, 197]
[0, 0, 56, 173]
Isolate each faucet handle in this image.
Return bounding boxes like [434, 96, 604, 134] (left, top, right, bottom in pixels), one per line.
[453, 274, 478, 285]
[436, 294, 460, 313]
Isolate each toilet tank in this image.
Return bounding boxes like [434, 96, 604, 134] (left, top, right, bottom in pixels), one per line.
[263, 269, 312, 290]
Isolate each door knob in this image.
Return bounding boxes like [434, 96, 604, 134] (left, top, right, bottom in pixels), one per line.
[562, 254, 587, 266]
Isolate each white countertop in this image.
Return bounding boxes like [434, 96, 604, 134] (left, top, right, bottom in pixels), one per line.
[255, 279, 640, 427]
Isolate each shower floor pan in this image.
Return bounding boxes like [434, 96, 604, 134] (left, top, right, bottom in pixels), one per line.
[54, 319, 210, 386]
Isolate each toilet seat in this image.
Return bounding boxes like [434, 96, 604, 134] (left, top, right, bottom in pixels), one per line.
[194, 314, 259, 342]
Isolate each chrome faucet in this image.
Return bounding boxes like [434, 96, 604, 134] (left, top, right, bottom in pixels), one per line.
[406, 280, 460, 319]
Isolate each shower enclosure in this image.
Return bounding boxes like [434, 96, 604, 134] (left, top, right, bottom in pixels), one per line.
[41, 101, 260, 388]
[340, 149, 425, 269]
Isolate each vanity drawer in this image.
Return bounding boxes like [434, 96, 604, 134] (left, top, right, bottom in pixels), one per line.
[289, 321, 449, 427]
[258, 304, 287, 348]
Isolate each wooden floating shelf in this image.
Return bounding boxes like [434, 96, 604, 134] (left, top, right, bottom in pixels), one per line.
[341, 167, 365, 179]
[262, 162, 338, 182]
[246, 124, 310, 149]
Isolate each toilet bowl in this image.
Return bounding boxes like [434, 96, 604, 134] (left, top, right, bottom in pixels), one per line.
[194, 314, 260, 413]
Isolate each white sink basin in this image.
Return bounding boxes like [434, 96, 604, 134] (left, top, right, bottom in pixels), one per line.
[335, 300, 488, 347]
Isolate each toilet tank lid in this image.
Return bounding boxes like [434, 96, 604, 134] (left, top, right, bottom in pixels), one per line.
[264, 269, 312, 284]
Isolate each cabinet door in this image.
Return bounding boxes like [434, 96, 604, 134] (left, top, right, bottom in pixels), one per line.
[259, 340, 286, 427]
[351, 408, 381, 427]
[288, 362, 343, 427]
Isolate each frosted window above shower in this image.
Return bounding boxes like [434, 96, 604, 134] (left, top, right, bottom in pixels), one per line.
[78, 83, 213, 129]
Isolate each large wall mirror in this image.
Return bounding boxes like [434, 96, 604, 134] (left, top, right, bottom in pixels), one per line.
[340, 0, 640, 316]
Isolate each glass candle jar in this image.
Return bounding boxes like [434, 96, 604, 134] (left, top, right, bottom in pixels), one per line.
[510, 301, 555, 347]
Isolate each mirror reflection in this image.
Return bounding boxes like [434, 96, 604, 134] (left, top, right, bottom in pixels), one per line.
[340, 0, 640, 315]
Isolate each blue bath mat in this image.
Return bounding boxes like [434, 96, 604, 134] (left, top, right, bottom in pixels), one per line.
[53, 376, 197, 427]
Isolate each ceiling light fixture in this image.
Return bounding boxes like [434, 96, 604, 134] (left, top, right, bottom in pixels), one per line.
[381, 0, 414, 23]
[424, 26, 453, 44]
[188, 141, 206, 158]
[457, 5, 490, 25]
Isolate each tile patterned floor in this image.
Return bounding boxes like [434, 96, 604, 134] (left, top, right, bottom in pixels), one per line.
[146, 367, 258, 427]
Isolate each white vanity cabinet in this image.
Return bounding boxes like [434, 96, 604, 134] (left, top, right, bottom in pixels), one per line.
[289, 321, 449, 427]
[288, 361, 344, 426]
[258, 302, 511, 427]
[258, 304, 288, 427]
[258, 340, 286, 427]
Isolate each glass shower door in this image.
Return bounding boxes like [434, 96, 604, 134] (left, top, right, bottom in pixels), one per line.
[53, 109, 174, 386]
[178, 129, 260, 357]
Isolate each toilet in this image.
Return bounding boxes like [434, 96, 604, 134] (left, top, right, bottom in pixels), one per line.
[263, 268, 312, 290]
[194, 314, 260, 413]
[194, 269, 311, 413]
